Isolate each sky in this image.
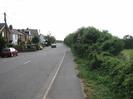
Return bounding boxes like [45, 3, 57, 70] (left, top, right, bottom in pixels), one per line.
[0, 0, 133, 40]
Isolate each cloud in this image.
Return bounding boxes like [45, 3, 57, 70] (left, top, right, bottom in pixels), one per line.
[0, 0, 133, 40]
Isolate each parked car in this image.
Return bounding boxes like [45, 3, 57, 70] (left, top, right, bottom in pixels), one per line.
[38, 45, 43, 50]
[51, 43, 56, 48]
[0, 47, 18, 57]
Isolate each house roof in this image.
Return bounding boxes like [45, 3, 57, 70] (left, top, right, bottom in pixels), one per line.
[10, 29, 24, 36]
[16, 29, 31, 36]
[29, 29, 39, 36]
[0, 23, 11, 33]
[24, 30, 31, 35]
[15, 29, 39, 36]
[0, 23, 5, 31]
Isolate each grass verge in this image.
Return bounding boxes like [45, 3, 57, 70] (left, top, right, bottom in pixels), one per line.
[75, 58, 115, 99]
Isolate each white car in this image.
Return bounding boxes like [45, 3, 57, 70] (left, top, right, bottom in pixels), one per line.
[51, 44, 56, 48]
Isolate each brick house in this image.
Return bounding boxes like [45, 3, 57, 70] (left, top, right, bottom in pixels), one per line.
[0, 23, 11, 42]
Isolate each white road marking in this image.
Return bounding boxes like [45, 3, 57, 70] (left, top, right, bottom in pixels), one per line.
[24, 60, 31, 64]
[42, 51, 66, 99]
[2, 60, 7, 62]
[0, 60, 7, 63]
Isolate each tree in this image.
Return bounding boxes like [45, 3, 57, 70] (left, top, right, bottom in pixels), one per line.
[102, 38, 124, 55]
[32, 36, 40, 44]
[123, 35, 133, 49]
[0, 33, 7, 50]
[64, 33, 75, 47]
[45, 35, 56, 46]
[49, 36, 56, 44]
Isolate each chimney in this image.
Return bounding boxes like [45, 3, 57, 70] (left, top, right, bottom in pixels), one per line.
[9, 25, 13, 30]
[4, 12, 7, 24]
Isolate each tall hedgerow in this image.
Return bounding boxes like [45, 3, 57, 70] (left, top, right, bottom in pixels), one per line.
[64, 26, 133, 99]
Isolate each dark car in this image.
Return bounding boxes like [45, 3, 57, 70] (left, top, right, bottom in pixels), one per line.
[0, 47, 18, 57]
[51, 43, 56, 48]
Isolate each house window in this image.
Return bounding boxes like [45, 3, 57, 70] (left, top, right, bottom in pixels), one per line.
[15, 34, 17, 39]
[2, 32, 4, 37]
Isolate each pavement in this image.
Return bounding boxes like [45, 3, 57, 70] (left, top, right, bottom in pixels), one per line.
[0, 43, 84, 99]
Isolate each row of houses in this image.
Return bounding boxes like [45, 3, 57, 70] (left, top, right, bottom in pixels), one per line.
[0, 23, 46, 46]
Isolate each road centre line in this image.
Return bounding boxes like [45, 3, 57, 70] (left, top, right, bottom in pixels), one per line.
[1, 60, 7, 63]
[42, 50, 66, 99]
[24, 60, 31, 64]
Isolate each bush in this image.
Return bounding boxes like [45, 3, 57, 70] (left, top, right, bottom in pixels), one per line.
[102, 38, 124, 55]
[64, 26, 133, 99]
[72, 44, 88, 57]
[88, 53, 103, 69]
[98, 56, 133, 99]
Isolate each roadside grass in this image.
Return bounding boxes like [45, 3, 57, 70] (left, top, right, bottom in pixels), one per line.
[75, 58, 115, 99]
[73, 49, 133, 99]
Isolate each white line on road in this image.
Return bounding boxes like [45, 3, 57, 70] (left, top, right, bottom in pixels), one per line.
[1, 60, 7, 63]
[24, 60, 31, 64]
[42, 51, 66, 99]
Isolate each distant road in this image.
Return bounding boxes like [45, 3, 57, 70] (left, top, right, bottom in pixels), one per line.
[0, 43, 84, 99]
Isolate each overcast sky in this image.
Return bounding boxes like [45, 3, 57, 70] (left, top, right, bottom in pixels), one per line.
[0, 0, 133, 40]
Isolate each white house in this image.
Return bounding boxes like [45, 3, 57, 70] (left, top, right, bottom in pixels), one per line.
[39, 34, 46, 45]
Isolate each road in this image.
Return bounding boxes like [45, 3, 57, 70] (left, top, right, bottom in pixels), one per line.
[0, 43, 84, 99]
